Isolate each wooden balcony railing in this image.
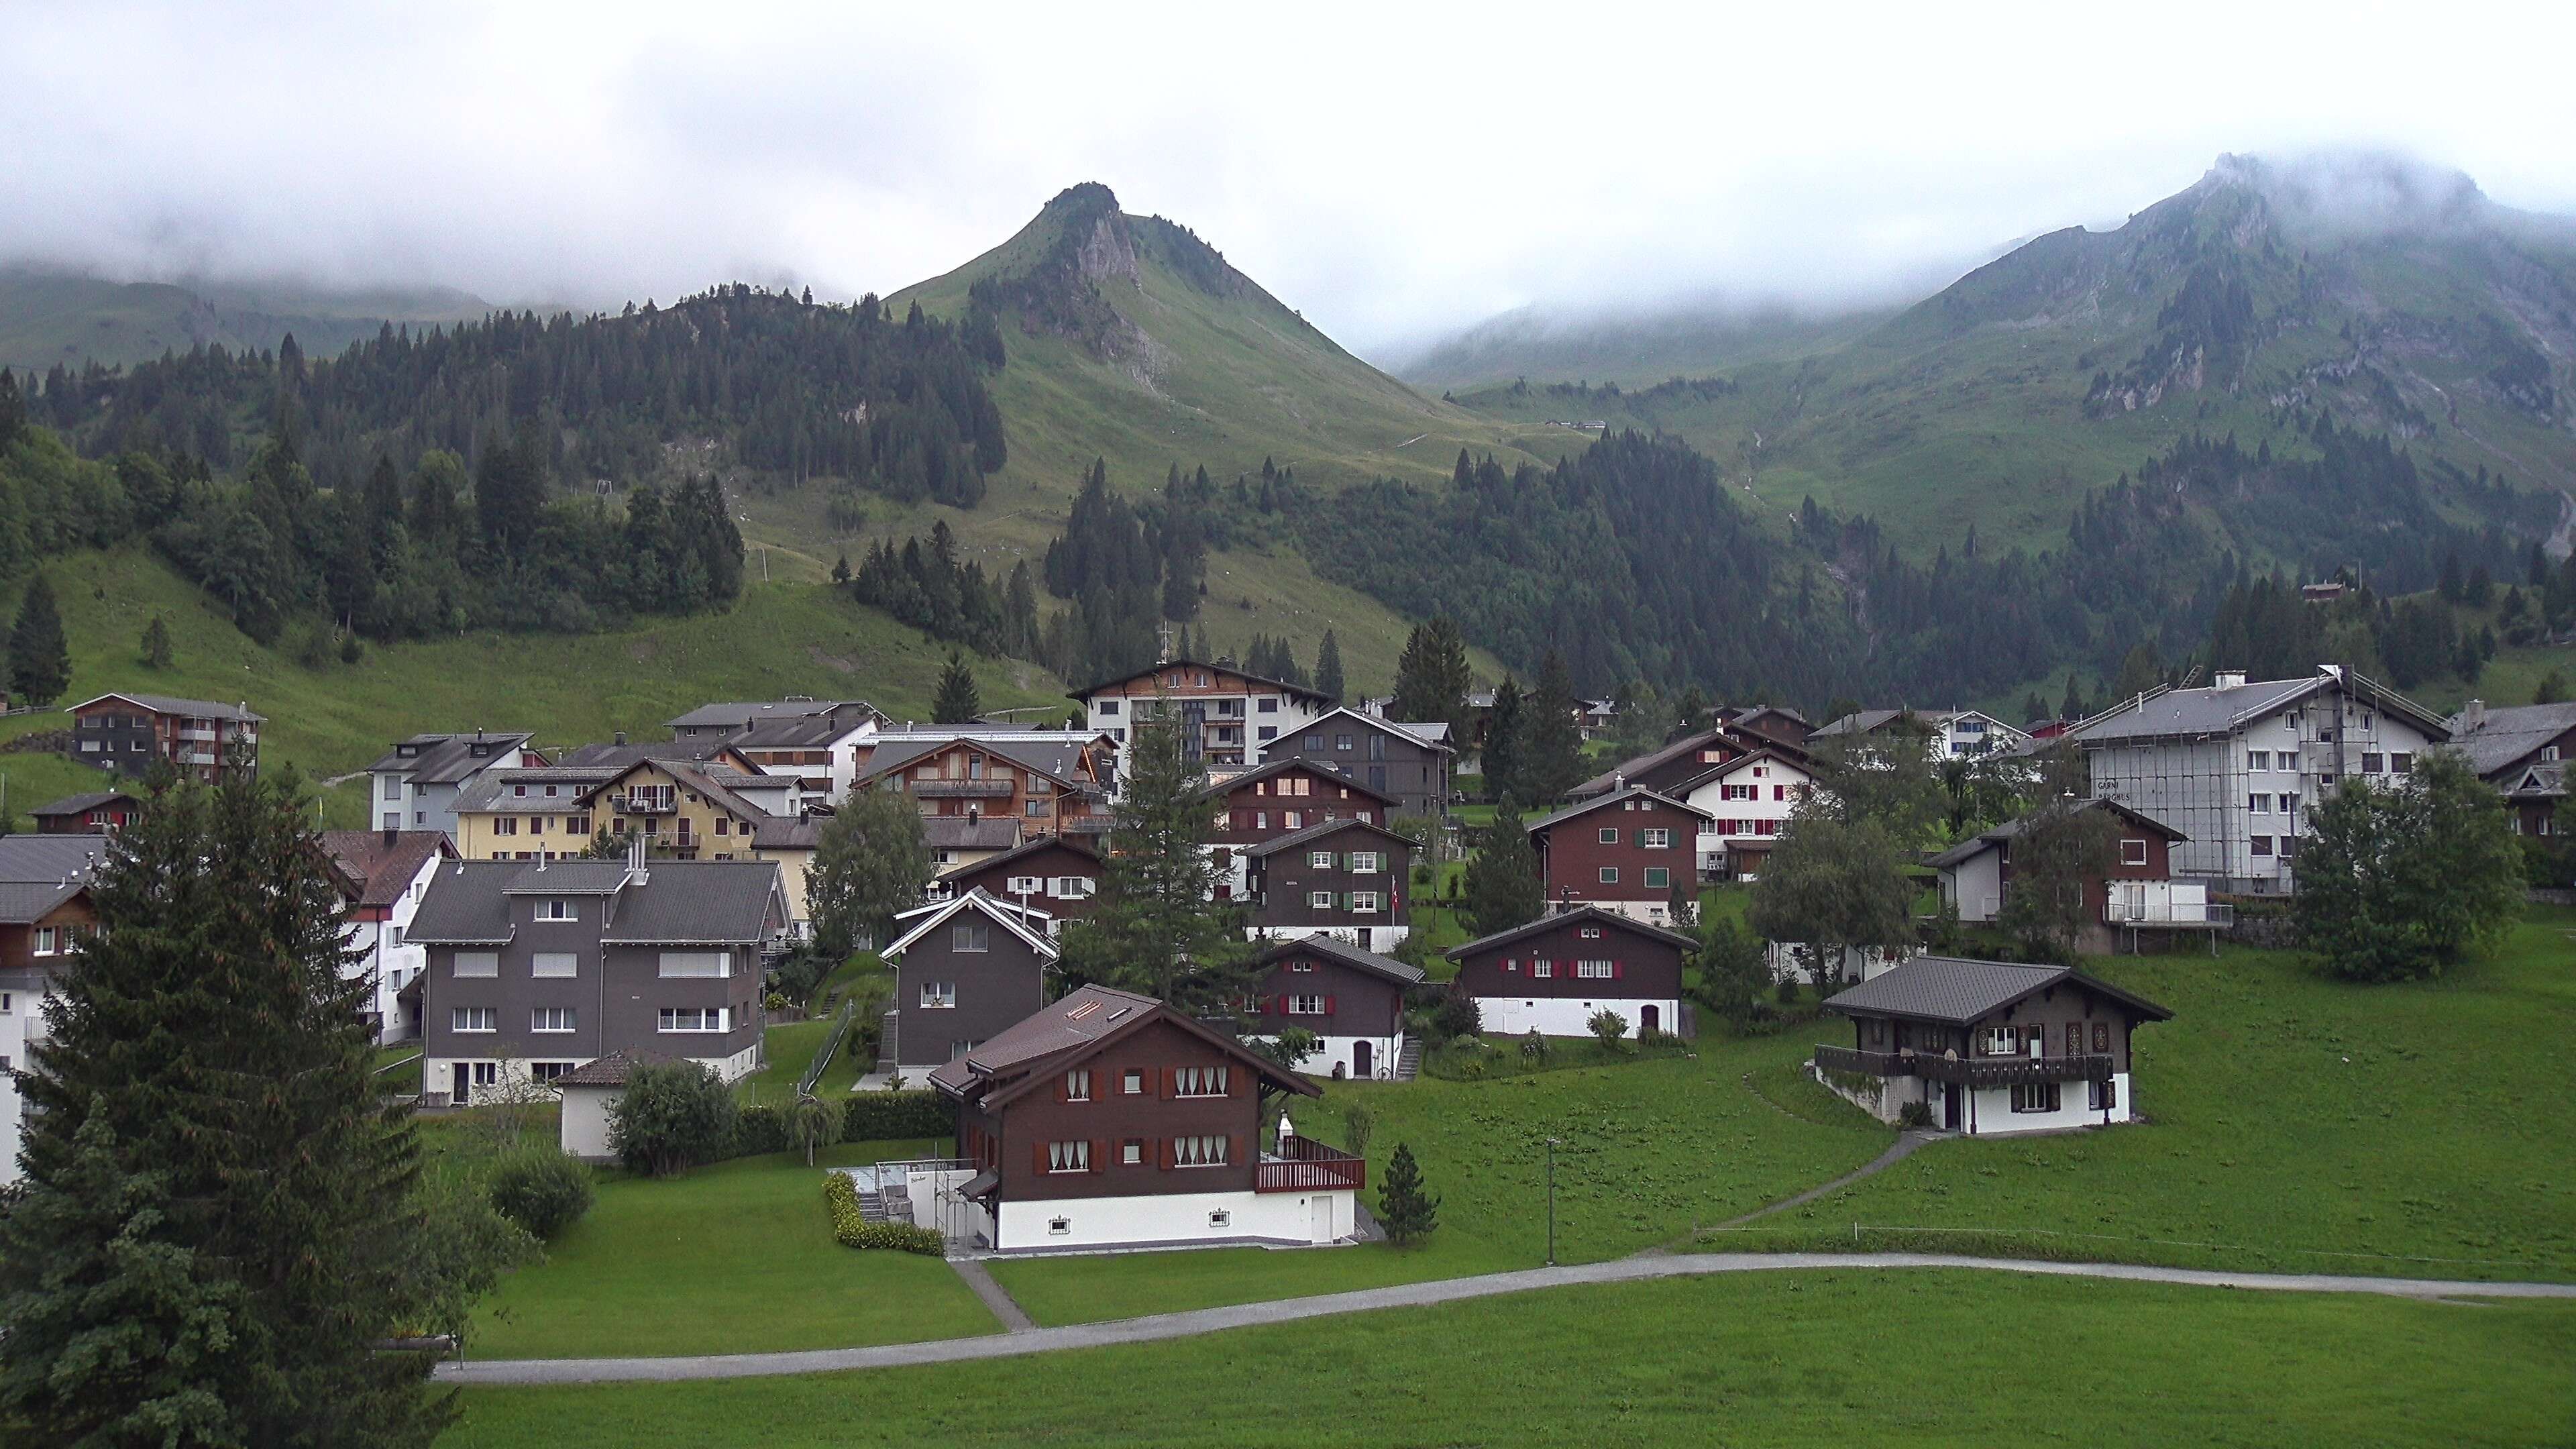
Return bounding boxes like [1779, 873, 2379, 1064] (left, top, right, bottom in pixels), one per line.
[914, 780, 1016, 798]
[614, 793, 678, 814]
[1813, 1044, 2114, 1087]
[1256, 1135, 1366, 1193]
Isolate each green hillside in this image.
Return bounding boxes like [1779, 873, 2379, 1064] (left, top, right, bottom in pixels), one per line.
[0, 268, 498, 376]
[0, 549, 1067, 830]
[1430, 154, 2576, 562]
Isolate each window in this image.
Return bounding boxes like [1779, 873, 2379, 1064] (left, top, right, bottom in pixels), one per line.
[2279, 749, 2300, 771]
[2121, 839, 2149, 866]
[919, 981, 957, 1009]
[532, 1007, 576, 1033]
[1008, 875, 1042, 895]
[451, 1007, 496, 1033]
[1065, 1069, 1091, 1101]
[1025, 798, 1051, 818]
[532, 953, 578, 979]
[1308, 890, 1334, 910]
[494, 816, 518, 836]
[2250, 835, 2274, 857]
[714, 818, 730, 836]
[2089, 1077, 2118, 1112]
[525, 1061, 572, 1083]
[1309, 849, 1334, 869]
[1978, 1025, 2020, 1056]
[1046, 1140, 1091, 1173]
[1348, 851, 1380, 873]
[566, 814, 590, 835]
[1334, 733, 1355, 753]
[2247, 793, 2271, 814]
[2092, 1021, 2111, 1053]
[1640, 828, 1672, 849]
[1258, 697, 1279, 713]
[1175, 1066, 1230, 1096]
[1289, 958, 1316, 973]
[1257, 726, 1277, 741]
[32, 927, 59, 956]
[538, 899, 576, 922]
[657, 1007, 729, 1032]
[1598, 866, 1619, 884]
[454, 952, 499, 978]
[2392, 751, 2414, 772]
[1122, 1139, 1144, 1165]
[1098, 700, 1121, 716]
[1289, 994, 1326, 1015]
[1723, 784, 1756, 801]
[2361, 752, 2383, 774]
[1052, 876, 1094, 899]
[1644, 866, 1669, 890]
[1580, 925, 1602, 938]
[1350, 891, 1381, 913]
[2247, 749, 2270, 770]
[2011, 1081, 2062, 1114]
[2065, 1022, 2083, 1055]
[659, 951, 731, 978]
[1576, 959, 1615, 979]
[953, 922, 990, 953]
[1598, 826, 1619, 845]
[1303, 733, 1324, 750]
[1532, 958, 1554, 979]
[1171, 1134, 1228, 1167]
[1122, 1069, 1144, 1095]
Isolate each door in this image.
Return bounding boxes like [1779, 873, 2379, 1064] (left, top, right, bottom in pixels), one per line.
[451, 1063, 471, 1106]
[1309, 1195, 1334, 1244]
[1941, 1082, 1960, 1130]
[1640, 1004, 1660, 1035]
[1367, 764, 1387, 794]
[1354, 1038, 1373, 1079]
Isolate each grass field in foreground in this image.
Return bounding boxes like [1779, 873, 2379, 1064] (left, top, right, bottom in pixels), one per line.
[464, 1141, 994, 1360]
[441, 1269, 2576, 1448]
[1719, 908, 2576, 1281]
[984, 1028, 1891, 1326]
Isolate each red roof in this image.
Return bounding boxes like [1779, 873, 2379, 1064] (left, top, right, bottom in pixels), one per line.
[320, 830, 457, 910]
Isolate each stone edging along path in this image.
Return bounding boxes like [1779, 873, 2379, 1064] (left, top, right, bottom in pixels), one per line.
[434, 1252, 2576, 1386]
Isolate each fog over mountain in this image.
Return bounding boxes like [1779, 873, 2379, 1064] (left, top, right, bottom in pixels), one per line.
[6, 4, 2576, 359]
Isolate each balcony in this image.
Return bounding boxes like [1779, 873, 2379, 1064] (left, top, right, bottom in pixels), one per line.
[614, 794, 678, 814]
[1256, 1136, 1366, 1193]
[2105, 900, 2233, 928]
[913, 780, 1015, 798]
[1059, 815, 1116, 835]
[1814, 1043, 2114, 1088]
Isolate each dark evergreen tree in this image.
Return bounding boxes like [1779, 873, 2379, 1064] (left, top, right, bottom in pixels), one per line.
[7, 573, 72, 705]
[1481, 675, 1527, 804]
[1057, 711, 1246, 1012]
[1520, 651, 1587, 806]
[1389, 616, 1472, 741]
[1462, 802, 1542, 934]
[141, 613, 173, 669]
[933, 651, 981, 723]
[1313, 628, 1345, 702]
[1377, 1142, 1439, 1245]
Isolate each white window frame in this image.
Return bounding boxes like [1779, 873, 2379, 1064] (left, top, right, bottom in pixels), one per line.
[1576, 959, 1614, 979]
[919, 981, 958, 1009]
[1309, 849, 1334, 869]
[1348, 851, 1380, 873]
[1171, 1134, 1229, 1167]
[1289, 994, 1326, 1016]
[531, 1006, 577, 1033]
[451, 1006, 496, 1034]
[1350, 890, 1381, 914]
[1065, 1069, 1091, 1102]
[657, 1006, 730, 1033]
[1307, 890, 1334, 910]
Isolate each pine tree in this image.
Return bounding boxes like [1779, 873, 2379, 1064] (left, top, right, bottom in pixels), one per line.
[141, 613, 174, 669]
[1059, 711, 1245, 1010]
[1520, 650, 1587, 806]
[1481, 676, 1527, 804]
[933, 651, 981, 723]
[1377, 1142, 1440, 1246]
[7, 573, 72, 706]
[1389, 617, 1471, 739]
[1314, 629, 1345, 702]
[0, 775, 453, 1444]
[1462, 802, 1543, 934]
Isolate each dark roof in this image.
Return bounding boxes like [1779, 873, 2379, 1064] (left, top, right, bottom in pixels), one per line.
[0, 880, 88, 925]
[1925, 798, 2186, 870]
[1445, 904, 1699, 960]
[928, 984, 1318, 1108]
[405, 862, 523, 945]
[924, 816, 1024, 851]
[1572, 727, 1794, 798]
[406, 859, 782, 946]
[1069, 656, 1332, 706]
[453, 767, 621, 815]
[935, 833, 1099, 882]
[724, 716, 876, 750]
[2506, 762, 2566, 798]
[1280, 707, 1454, 755]
[2449, 702, 2576, 777]
[365, 732, 538, 785]
[858, 734, 1097, 791]
[319, 830, 455, 908]
[554, 740, 751, 770]
[2067, 667, 2449, 747]
[554, 1046, 680, 1087]
[1813, 708, 1907, 738]
[1242, 816, 1416, 858]
[1524, 785, 1713, 834]
[751, 815, 824, 850]
[1200, 757, 1401, 806]
[0, 835, 112, 886]
[70, 692, 264, 723]
[1668, 745, 1812, 798]
[30, 791, 144, 819]
[1253, 934, 1424, 987]
[500, 861, 635, 894]
[665, 700, 882, 731]
[883, 888, 1057, 960]
[1822, 955, 2174, 1026]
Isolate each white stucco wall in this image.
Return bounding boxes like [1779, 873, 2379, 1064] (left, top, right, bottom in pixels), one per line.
[1248, 1032, 1405, 1081]
[1470, 996, 1680, 1039]
[994, 1186, 1352, 1251]
[559, 1085, 620, 1161]
[1961, 1072, 2134, 1134]
[0, 977, 50, 1187]
[1238, 922, 1412, 955]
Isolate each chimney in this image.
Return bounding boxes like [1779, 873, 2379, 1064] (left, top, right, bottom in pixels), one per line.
[2461, 698, 2487, 733]
[2213, 669, 2247, 690]
[614, 730, 629, 747]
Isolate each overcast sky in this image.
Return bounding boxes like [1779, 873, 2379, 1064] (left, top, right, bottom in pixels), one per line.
[9, 1, 2576, 358]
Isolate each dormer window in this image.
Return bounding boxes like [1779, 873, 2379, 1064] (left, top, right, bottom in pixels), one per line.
[539, 900, 576, 922]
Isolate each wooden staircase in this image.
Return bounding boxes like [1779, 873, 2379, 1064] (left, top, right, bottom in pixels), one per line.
[1393, 1035, 1423, 1082]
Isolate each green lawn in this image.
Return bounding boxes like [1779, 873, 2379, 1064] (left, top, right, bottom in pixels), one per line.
[984, 1029, 1892, 1326]
[464, 1141, 996, 1360]
[442, 1270, 2576, 1447]
[1721, 908, 2576, 1281]
[737, 1014, 866, 1107]
[373, 1044, 423, 1097]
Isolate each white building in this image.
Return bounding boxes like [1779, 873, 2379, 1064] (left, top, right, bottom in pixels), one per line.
[368, 731, 549, 840]
[0, 836, 107, 1186]
[1072, 657, 1334, 771]
[1674, 747, 1812, 881]
[2065, 666, 2449, 893]
[1813, 708, 2031, 761]
[322, 830, 457, 1044]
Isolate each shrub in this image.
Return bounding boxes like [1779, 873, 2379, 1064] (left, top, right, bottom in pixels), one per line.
[1377, 1142, 1440, 1246]
[1774, 975, 1802, 1006]
[786, 1092, 837, 1166]
[609, 1062, 740, 1177]
[1340, 1101, 1375, 1157]
[731, 1103, 790, 1157]
[486, 1150, 595, 1241]
[1587, 1008, 1629, 1051]
[841, 1090, 952, 1143]
[822, 1172, 945, 1254]
[1428, 990, 1482, 1043]
[1519, 1028, 1550, 1065]
[1897, 1100, 1935, 1129]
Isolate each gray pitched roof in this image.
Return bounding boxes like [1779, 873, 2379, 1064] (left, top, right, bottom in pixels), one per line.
[598, 862, 785, 944]
[665, 700, 881, 731]
[929, 984, 1166, 1091]
[1200, 756, 1401, 805]
[1444, 904, 1699, 959]
[1067, 656, 1332, 706]
[1288, 707, 1454, 755]
[1813, 708, 1906, 738]
[452, 767, 620, 815]
[924, 816, 1024, 851]
[365, 732, 537, 785]
[2505, 762, 2566, 798]
[1524, 785, 1713, 835]
[2067, 667, 2450, 747]
[553, 741, 749, 770]
[1242, 816, 1415, 858]
[1254, 934, 1424, 987]
[859, 733, 1099, 790]
[72, 692, 264, 723]
[319, 830, 454, 909]
[500, 862, 634, 894]
[0, 880, 88, 925]
[751, 816, 824, 850]
[933, 832, 1099, 882]
[724, 716, 875, 750]
[883, 888, 1057, 961]
[554, 1046, 678, 1087]
[2448, 702, 2576, 778]
[1821, 955, 2174, 1026]
[0, 836, 113, 886]
[30, 791, 142, 818]
[405, 862, 523, 944]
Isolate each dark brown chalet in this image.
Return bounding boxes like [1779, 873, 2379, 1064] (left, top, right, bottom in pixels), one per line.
[1258, 708, 1454, 818]
[931, 985, 1362, 1251]
[1570, 724, 1803, 801]
[1202, 758, 1401, 849]
[1241, 818, 1415, 954]
[934, 835, 1104, 926]
[857, 734, 1115, 840]
[0, 837, 104, 973]
[1815, 956, 2173, 1134]
[1241, 935, 1424, 1081]
[877, 890, 1057, 1079]
[1525, 786, 1712, 928]
[64, 692, 263, 783]
[1446, 904, 1694, 1040]
[30, 791, 145, 834]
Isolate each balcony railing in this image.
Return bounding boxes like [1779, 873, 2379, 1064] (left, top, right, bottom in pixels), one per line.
[1256, 1135, 1366, 1194]
[913, 780, 1016, 798]
[1814, 1044, 2114, 1087]
[1059, 816, 1116, 834]
[614, 794, 678, 814]
[2104, 900, 2234, 927]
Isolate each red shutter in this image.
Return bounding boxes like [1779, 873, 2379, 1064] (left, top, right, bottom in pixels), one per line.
[1054, 1073, 1068, 1103]
[1091, 1138, 1108, 1173]
[1325, 994, 1338, 1016]
[1161, 1066, 1177, 1099]
[1612, 960, 1624, 979]
[1157, 1136, 1173, 1170]
[1033, 1140, 1049, 1175]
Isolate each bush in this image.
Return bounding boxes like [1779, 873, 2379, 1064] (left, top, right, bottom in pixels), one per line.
[1428, 989, 1481, 1043]
[841, 1090, 952, 1143]
[1896, 1100, 1934, 1129]
[732, 1103, 791, 1157]
[822, 1172, 945, 1254]
[1587, 1008, 1628, 1051]
[1519, 1028, 1550, 1065]
[609, 1061, 740, 1177]
[486, 1150, 595, 1241]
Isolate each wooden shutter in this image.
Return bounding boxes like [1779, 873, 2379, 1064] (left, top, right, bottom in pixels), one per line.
[1228, 1132, 1245, 1169]
[1161, 1066, 1177, 1099]
[1611, 960, 1623, 980]
[1033, 1140, 1049, 1175]
[1054, 1073, 1068, 1102]
[1325, 994, 1338, 1016]
[1226, 1064, 1241, 1095]
[1091, 1138, 1108, 1173]
[1157, 1136, 1173, 1170]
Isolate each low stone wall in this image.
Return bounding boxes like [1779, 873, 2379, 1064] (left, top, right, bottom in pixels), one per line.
[2529, 888, 2576, 908]
[2222, 912, 2300, 950]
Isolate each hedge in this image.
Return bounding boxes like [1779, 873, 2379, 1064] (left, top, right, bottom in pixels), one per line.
[733, 1104, 791, 1157]
[841, 1091, 951, 1143]
[821, 1171, 943, 1254]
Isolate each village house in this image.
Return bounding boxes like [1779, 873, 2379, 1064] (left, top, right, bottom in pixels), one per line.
[28, 790, 145, 834]
[873, 890, 1056, 1083]
[367, 731, 547, 839]
[922, 985, 1361, 1252]
[925, 815, 1034, 873]
[323, 828, 458, 1042]
[1814, 707, 2030, 761]
[63, 692, 262, 782]
[1241, 934, 1423, 1081]
[857, 732, 1117, 846]
[1240, 818, 1416, 954]
[1674, 747, 1813, 882]
[0, 836, 108, 1185]
[2447, 698, 2574, 839]
[1257, 708, 1454, 819]
[1718, 704, 1815, 751]
[1813, 955, 2173, 1135]
[1524, 786, 1712, 926]
[1073, 656, 1334, 769]
[1447, 905, 1693, 1040]
[1569, 723, 1800, 802]
[2065, 665, 2450, 892]
[405, 842, 787, 1106]
[931, 835, 1104, 928]
[1202, 757, 1401, 899]
[665, 698, 889, 743]
[1929, 798, 2227, 953]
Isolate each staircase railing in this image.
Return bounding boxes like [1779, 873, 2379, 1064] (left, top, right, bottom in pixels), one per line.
[799, 999, 859, 1097]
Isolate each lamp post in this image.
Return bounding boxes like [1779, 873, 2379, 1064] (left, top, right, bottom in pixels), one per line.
[1544, 1136, 1560, 1266]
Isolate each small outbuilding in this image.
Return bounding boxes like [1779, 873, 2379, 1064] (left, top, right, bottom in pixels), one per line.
[554, 1047, 671, 1163]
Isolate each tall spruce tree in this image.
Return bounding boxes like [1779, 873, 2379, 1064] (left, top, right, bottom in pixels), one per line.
[1481, 675, 1527, 804]
[1520, 650, 1587, 805]
[1313, 629, 1345, 703]
[7, 572, 72, 706]
[1377, 1142, 1440, 1245]
[141, 613, 174, 669]
[1389, 616, 1472, 740]
[1060, 711, 1245, 1010]
[0, 775, 451, 1444]
[1462, 802, 1543, 934]
[932, 651, 981, 723]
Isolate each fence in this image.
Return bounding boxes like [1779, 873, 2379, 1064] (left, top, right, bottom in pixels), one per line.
[798, 999, 859, 1097]
[1699, 1220, 2566, 1275]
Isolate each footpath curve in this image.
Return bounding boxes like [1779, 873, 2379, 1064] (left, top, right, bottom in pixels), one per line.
[435, 1251, 2576, 1385]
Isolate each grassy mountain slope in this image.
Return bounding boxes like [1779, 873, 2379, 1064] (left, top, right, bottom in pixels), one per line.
[0, 549, 1068, 830]
[0, 268, 498, 376]
[1432, 154, 2576, 561]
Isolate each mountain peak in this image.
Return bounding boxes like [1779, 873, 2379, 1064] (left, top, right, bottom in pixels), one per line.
[2203, 149, 2489, 240]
